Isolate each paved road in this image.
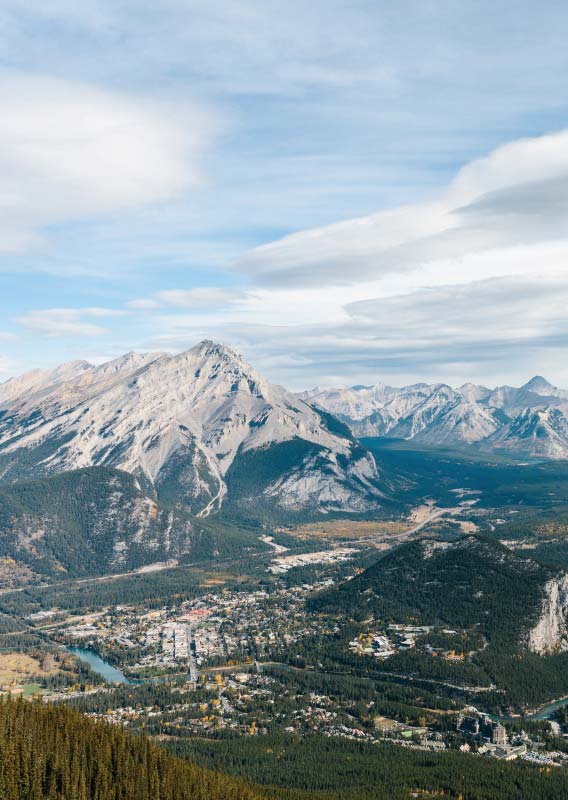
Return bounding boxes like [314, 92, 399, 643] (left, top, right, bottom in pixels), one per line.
[402, 507, 449, 535]
[187, 623, 199, 682]
[341, 506, 450, 549]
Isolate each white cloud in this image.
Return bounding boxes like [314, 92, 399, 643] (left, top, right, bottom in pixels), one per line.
[0, 74, 216, 253]
[127, 298, 161, 310]
[155, 287, 246, 309]
[127, 287, 247, 311]
[345, 273, 568, 345]
[236, 128, 568, 288]
[18, 307, 124, 337]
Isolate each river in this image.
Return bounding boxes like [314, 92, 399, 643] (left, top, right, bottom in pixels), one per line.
[488, 697, 568, 723]
[68, 647, 131, 684]
[529, 696, 568, 721]
[67, 648, 568, 721]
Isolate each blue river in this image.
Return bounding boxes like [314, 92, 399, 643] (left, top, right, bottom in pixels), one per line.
[68, 647, 131, 684]
[67, 647, 568, 720]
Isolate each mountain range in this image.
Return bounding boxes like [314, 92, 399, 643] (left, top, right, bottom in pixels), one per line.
[3, 339, 568, 583]
[0, 341, 384, 522]
[301, 376, 568, 458]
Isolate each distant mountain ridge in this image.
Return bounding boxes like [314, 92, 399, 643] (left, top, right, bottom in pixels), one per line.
[0, 341, 385, 520]
[300, 376, 568, 459]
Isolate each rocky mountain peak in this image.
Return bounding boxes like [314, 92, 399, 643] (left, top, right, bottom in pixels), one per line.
[0, 341, 384, 519]
[302, 374, 568, 459]
[190, 339, 239, 358]
[94, 351, 164, 375]
[0, 359, 93, 407]
[522, 375, 558, 395]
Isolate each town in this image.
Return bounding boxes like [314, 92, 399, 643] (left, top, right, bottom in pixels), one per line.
[0, 567, 564, 771]
[52, 582, 338, 678]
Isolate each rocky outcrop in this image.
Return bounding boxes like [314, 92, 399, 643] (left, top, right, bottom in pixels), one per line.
[527, 575, 568, 654]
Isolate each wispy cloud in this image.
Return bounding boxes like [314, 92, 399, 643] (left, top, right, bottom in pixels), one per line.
[345, 272, 568, 349]
[236, 129, 568, 288]
[18, 307, 124, 337]
[128, 287, 247, 311]
[0, 74, 217, 254]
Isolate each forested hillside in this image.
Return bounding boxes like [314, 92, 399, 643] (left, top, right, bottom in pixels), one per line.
[3, 696, 568, 800]
[175, 733, 568, 800]
[0, 466, 265, 580]
[0, 697, 262, 800]
[310, 535, 552, 646]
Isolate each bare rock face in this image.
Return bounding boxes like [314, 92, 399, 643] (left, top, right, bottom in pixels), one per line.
[263, 449, 383, 513]
[487, 407, 568, 459]
[0, 341, 385, 518]
[301, 375, 568, 458]
[527, 575, 568, 654]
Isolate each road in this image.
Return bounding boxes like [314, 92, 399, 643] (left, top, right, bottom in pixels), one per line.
[341, 506, 450, 549]
[187, 623, 199, 682]
[402, 507, 449, 535]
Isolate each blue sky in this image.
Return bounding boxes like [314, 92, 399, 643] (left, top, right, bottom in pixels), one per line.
[2, 1, 568, 388]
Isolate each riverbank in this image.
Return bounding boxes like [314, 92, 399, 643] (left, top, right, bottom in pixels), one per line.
[68, 647, 130, 684]
[68, 646, 568, 725]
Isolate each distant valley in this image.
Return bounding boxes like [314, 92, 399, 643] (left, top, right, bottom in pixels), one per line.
[6, 343, 568, 792]
[4, 342, 568, 585]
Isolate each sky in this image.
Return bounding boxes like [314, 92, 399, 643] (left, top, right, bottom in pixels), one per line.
[1, 0, 568, 389]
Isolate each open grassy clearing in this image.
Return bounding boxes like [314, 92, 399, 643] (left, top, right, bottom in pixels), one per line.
[282, 519, 407, 541]
[0, 652, 57, 684]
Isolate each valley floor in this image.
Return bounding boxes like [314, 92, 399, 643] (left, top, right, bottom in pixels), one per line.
[6, 446, 568, 794]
